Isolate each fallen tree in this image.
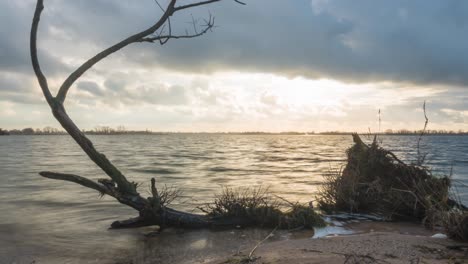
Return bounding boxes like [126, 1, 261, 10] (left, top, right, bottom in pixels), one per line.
[30, 0, 324, 231]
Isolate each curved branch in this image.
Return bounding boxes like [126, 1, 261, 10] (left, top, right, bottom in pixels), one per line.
[30, 0, 54, 106]
[174, 0, 245, 12]
[55, 0, 178, 104]
[30, 0, 250, 230]
[30, 0, 238, 196]
[39, 171, 112, 196]
[39, 171, 148, 211]
[51, 101, 137, 194]
[55, 0, 246, 103]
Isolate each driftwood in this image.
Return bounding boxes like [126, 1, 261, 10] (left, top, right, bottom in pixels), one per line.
[30, 0, 325, 231]
[29, 0, 261, 230]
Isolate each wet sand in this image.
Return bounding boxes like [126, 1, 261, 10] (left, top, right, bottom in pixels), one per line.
[2, 221, 467, 263]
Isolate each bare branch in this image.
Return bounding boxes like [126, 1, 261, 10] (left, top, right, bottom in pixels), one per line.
[191, 14, 199, 34]
[29, 0, 257, 231]
[140, 16, 215, 44]
[54, 0, 246, 103]
[153, 0, 166, 12]
[55, 0, 178, 104]
[234, 0, 247, 5]
[39, 171, 112, 196]
[30, 0, 54, 106]
[160, 15, 172, 45]
[175, 0, 245, 12]
[31, 1, 137, 195]
[30, 0, 237, 196]
[417, 101, 429, 166]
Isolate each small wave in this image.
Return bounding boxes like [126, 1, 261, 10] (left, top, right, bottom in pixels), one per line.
[258, 156, 289, 162]
[171, 154, 210, 160]
[12, 200, 85, 208]
[132, 168, 178, 174]
[208, 167, 238, 172]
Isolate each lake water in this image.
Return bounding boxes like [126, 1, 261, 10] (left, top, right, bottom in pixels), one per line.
[0, 134, 467, 263]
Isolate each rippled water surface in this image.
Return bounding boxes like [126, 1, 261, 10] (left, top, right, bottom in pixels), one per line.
[0, 134, 467, 263]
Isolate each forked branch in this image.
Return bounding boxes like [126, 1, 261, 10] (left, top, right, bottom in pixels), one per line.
[30, 0, 250, 230]
[55, 0, 178, 104]
[31, 0, 243, 196]
[55, 0, 245, 104]
[140, 15, 215, 44]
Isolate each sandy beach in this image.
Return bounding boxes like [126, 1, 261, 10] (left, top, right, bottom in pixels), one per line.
[4, 221, 466, 264]
[205, 222, 468, 264]
[109, 221, 467, 264]
[210, 232, 466, 264]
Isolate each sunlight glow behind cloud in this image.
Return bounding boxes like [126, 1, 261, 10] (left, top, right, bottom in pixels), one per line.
[0, 0, 467, 132]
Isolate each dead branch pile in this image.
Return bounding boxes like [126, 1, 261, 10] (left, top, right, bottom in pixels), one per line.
[318, 133, 452, 220]
[201, 187, 325, 229]
[444, 211, 468, 241]
[317, 133, 468, 241]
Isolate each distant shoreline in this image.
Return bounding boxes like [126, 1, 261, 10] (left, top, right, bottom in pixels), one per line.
[1, 132, 468, 136]
[2, 126, 467, 136]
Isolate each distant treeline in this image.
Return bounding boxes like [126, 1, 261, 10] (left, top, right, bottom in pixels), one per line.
[1, 127, 467, 136]
[319, 129, 468, 136]
[0, 126, 153, 135]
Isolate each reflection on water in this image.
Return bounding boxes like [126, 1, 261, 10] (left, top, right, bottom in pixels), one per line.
[0, 134, 467, 263]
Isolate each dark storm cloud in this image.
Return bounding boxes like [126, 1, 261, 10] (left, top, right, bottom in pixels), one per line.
[0, 1, 70, 76]
[152, 0, 468, 86]
[2, 0, 468, 86]
[56, 0, 466, 87]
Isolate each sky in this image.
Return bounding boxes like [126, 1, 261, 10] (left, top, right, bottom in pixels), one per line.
[1, 0, 467, 132]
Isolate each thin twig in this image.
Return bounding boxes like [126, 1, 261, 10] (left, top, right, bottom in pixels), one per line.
[417, 101, 429, 165]
[248, 226, 278, 260]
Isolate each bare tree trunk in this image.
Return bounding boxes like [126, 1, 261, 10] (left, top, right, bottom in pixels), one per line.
[30, 0, 246, 230]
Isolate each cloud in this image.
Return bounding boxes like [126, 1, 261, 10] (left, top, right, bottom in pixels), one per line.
[0, 1, 70, 76]
[0, 0, 467, 131]
[73, 74, 190, 107]
[0, 102, 16, 117]
[56, 0, 466, 87]
[77, 81, 105, 96]
[0, 72, 43, 104]
[440, 109, 468, 123]
[124, 85, 189, 105]
[3, 0, 467, 87]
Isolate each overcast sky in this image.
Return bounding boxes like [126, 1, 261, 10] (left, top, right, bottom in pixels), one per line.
[1, 0, 467, 132]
